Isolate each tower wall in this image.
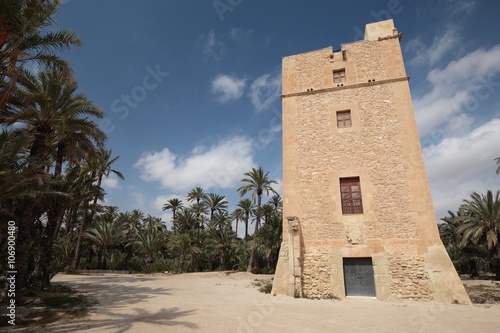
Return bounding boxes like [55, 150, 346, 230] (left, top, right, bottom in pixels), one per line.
[272, 20, 470, 303]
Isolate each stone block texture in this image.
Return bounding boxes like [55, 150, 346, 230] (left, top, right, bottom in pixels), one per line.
[272, 20, 471, 304]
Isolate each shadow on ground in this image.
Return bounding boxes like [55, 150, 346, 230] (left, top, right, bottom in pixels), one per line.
[40, 306, 198, 333]
[13, 275, 199, 332]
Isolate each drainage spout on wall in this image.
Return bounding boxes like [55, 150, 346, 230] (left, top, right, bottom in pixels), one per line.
[286, 216, 302, 297]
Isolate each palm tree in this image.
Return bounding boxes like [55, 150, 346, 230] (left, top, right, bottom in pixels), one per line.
[190, 202, 208, 229]
[143, 214, 166, 234]
[268, 194, 282, 212]
[188, 229, 208, 272]
[2, 68, 106, 293]
[204, 193, 228, 221]
[72, 148, 123, 269]
[237, 198, 254, 241]
[496, 157, 500, 174]
[187, 187, 207, 228]
[174, 208, 197, 233]
[208, 222, 237, 270]
[162, 198, 183, 232]
[456, 190, 500, 280]
[0, 0, 81, 109]
[0, 129, 49, 206]
[256, 212, 283, 271]
[440, 210, 486, 278]
[231, 208, 245, 238]
[85, 216, 125, 269]
[169, 232, 192, 273]
[261, 203, 274, 225]
[237, 167, 278, 272]
[8, 69, 108, 286]
[134, 227, 167, 273]
[210, 211, 231, 231]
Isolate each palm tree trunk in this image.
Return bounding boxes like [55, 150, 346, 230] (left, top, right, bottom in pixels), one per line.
[31, 206, 65, 287]
[190, 253, 198, 272]
[32, 146, 66, 286]
[13, 198, 38, 303]
[72, 171, 102, 269]
[246, 195, 262, 272]
[13, 134, 49, 301]
[53, 209, 66, 240]
[71, 200, 90, 269]
[244, 214, 249, 241]
[31, 144, 65, 287]
[66, 205, 79, 242]
[172, 210, 177, 233]
[179, 253, 185, 273]
[496, 242, 500, 281]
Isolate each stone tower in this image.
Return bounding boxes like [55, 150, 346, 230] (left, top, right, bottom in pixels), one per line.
[272, 19, 470, 303]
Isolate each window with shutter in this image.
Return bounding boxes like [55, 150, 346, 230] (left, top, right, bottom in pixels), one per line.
[333, 69, 346, 83]
[340, 177, 363, 214]
[337, 110, 352, 128]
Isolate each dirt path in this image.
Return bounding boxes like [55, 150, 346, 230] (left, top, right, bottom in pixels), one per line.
[28, 272, 500, 332]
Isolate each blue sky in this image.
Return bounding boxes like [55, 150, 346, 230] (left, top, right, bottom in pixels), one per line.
[53, 0, 500, 229]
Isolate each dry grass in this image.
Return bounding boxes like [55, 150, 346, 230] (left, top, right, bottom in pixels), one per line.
[464, 281, 500, 304]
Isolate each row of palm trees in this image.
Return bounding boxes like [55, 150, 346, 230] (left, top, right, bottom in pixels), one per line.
[45, 176, 283, 275]
[439, 189, 500, 280]
[49, 196, 282, 276]
[0, 1, 124, 300]
[162, 169, 281, 272]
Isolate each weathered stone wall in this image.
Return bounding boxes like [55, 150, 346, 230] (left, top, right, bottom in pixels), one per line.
[272, 20, 470, 304]
[385, 243, 432, 301]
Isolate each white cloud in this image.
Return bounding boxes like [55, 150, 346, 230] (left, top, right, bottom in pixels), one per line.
[129, 188, 146, 210]
[249, 72, 281, 112]
[211, 74, 246, 102]
[272, 178, 283, 197]
[228, 27, 254, 44]
[423, 119, 500, 219]
[406, 27, 460, 67]
[413, 44, 500, 137]
[102, 174, 121, 190]
[447, 0, 477, 16]
[198, 29, 226, 60]
[135, 136, 255, 192]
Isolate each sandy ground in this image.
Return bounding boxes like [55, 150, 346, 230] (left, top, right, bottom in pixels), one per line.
[24, 272, 500, 332]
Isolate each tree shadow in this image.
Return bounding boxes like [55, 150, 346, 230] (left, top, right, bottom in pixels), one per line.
[37, 275, 199, 331]
[42, 306, 198, 332]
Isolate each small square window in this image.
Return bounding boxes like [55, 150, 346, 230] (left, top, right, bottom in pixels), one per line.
[337, 110, 352, 128]
[333, 69, 346, 83]
[340, 177, 363, 214]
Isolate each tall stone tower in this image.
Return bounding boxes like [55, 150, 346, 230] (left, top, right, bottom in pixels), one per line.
[272, 20, 470, 303]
